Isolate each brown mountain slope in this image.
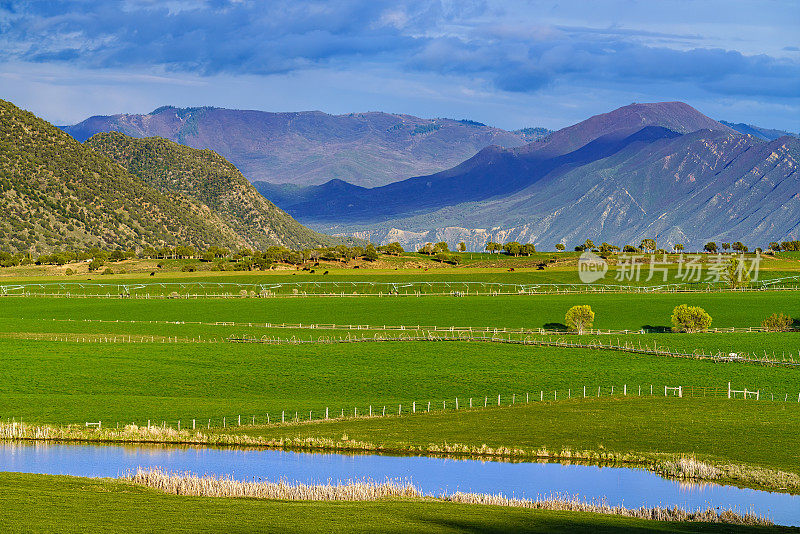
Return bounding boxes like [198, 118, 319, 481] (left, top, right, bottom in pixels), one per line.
[0, 99, 333, 253]
[85, 132, 337, 249]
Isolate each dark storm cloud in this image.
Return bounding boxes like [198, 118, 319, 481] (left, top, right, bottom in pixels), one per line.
[1, 0, 798, 100]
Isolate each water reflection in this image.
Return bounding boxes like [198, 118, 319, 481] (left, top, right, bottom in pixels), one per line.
[1, 441, 797, 526]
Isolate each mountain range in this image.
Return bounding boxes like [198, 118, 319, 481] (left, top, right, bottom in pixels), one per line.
[0, 99, 336, 253]
[61, 107, 541, 188]
[255, 102, 800, 251]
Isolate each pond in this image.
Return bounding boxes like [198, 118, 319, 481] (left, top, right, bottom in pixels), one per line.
[1, 442, 797, 526]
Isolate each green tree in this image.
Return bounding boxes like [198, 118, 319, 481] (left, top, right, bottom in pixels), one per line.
[380, 242, 404, 256]
[503, 241, 522, 256]
[584, 239, 595, 250]
[640, 238, 656, 252]
[88, 258, 104, 272]
[458, 242, 466, 252]
[521, 243, 536, 255]
[433, 242, 449, 253]
[671, 304, 712, 333]
[731, 241, 748, 253]
[565, 305, 595, 334]
[723, 257, 751, 288]
[721, 242, 731, 252]
[363, 243, 379, 261]
[673, 244, 684, 252]
[703, 242, 717, 253]
[762, 313, 793, 332]
[555, 243, 565, 252]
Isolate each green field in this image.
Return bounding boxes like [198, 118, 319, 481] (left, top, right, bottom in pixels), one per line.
[221, 397, 800, 475]
[0, 336, 797, 424]
[2, 284, 800, 529]
[5, 291, 800, 330]
[0, 473, 786, 534]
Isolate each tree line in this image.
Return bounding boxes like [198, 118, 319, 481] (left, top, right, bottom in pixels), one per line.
[0, 242, 410, 271]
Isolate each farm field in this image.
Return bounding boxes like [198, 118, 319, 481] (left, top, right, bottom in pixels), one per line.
[0, 472, 785, 534]
[2, 283, 799, 528]
[0, 334, 797, 424]
[2, 251, 800, 292]
[4, 291, 800, 330]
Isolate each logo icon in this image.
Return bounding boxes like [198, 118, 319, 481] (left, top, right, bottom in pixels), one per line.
[578, 251, 608, 283]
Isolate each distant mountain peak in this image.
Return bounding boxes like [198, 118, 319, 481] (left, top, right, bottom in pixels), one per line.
[516, 101, 735, 157]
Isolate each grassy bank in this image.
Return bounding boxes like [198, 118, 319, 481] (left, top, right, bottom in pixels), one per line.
[0, 472, 790, 533]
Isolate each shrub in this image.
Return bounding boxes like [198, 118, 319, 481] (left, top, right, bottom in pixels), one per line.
[88, 258, 104, 271]
[64, 268, 74, 276]
[762, 313, 793, 332]
[565, 305, 594, 334]
[181, 264, 196, 272]
[723, 257, 751, 288]
[671, 304, 712, 333]
[102, 267, 113, 275]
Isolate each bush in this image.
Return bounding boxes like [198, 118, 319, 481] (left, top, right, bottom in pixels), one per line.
[64, 268, 74, 276]
[762, 313, 793, 332]
[671, 304, 712, 332]
[565, 305, 594, 334]
[88, 258, 104, 271]
[181, 264, 196, 272]
[102, 267, 113, 275]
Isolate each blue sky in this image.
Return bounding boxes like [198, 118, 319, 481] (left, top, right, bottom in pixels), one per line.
[1, 0, 798, 131]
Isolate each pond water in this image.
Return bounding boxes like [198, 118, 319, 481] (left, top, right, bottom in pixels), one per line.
[1, 442, 797, 526]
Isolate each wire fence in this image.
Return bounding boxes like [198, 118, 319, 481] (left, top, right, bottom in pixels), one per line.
[6, 323, 799, 367]
[28, 316, 794, 336]
[3, 277, 800, 298]
[70, 382, 800, 433]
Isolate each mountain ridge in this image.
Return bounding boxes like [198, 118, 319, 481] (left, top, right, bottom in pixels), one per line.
[0, 99, 335, 253]
[61, 107, 538, 187]
[260, 102, 800, 250]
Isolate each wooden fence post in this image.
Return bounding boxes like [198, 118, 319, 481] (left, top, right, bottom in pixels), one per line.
[728, 382, 731, 399]
[192, 419, 195, 430]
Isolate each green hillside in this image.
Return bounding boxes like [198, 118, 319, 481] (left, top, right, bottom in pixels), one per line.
[86, 132, 336, 249]
[0, 100, 332, 253]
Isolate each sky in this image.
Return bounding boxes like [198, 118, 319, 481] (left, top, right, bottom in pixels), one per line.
[0, 0, 798, 131]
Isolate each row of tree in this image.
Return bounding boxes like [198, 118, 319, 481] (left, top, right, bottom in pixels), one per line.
[483, 242, 536, 256]
[0, 242, 411, 270]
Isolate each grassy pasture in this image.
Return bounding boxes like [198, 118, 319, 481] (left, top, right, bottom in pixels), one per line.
[0, 336, 797, 426]
[0, 472, 785, 534]
[4, 292, 799, 331]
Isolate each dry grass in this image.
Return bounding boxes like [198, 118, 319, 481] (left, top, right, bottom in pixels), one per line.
[657, 456, 722, 480]
[124, 468, 772, 526]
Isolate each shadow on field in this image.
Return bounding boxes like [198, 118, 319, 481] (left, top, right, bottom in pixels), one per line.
[641, 325, 671, 333]
[543, 322, 568, 332]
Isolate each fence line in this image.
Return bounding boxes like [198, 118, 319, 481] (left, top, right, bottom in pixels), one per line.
[66, 382, 799, 434]
[7, 327, 799, 367]
[2, 278, 800, 299]
[31, 316, 791, 336]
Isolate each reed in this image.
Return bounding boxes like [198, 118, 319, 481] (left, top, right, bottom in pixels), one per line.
[126, 467, 420, 501]
[124, 468, 771, 526]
